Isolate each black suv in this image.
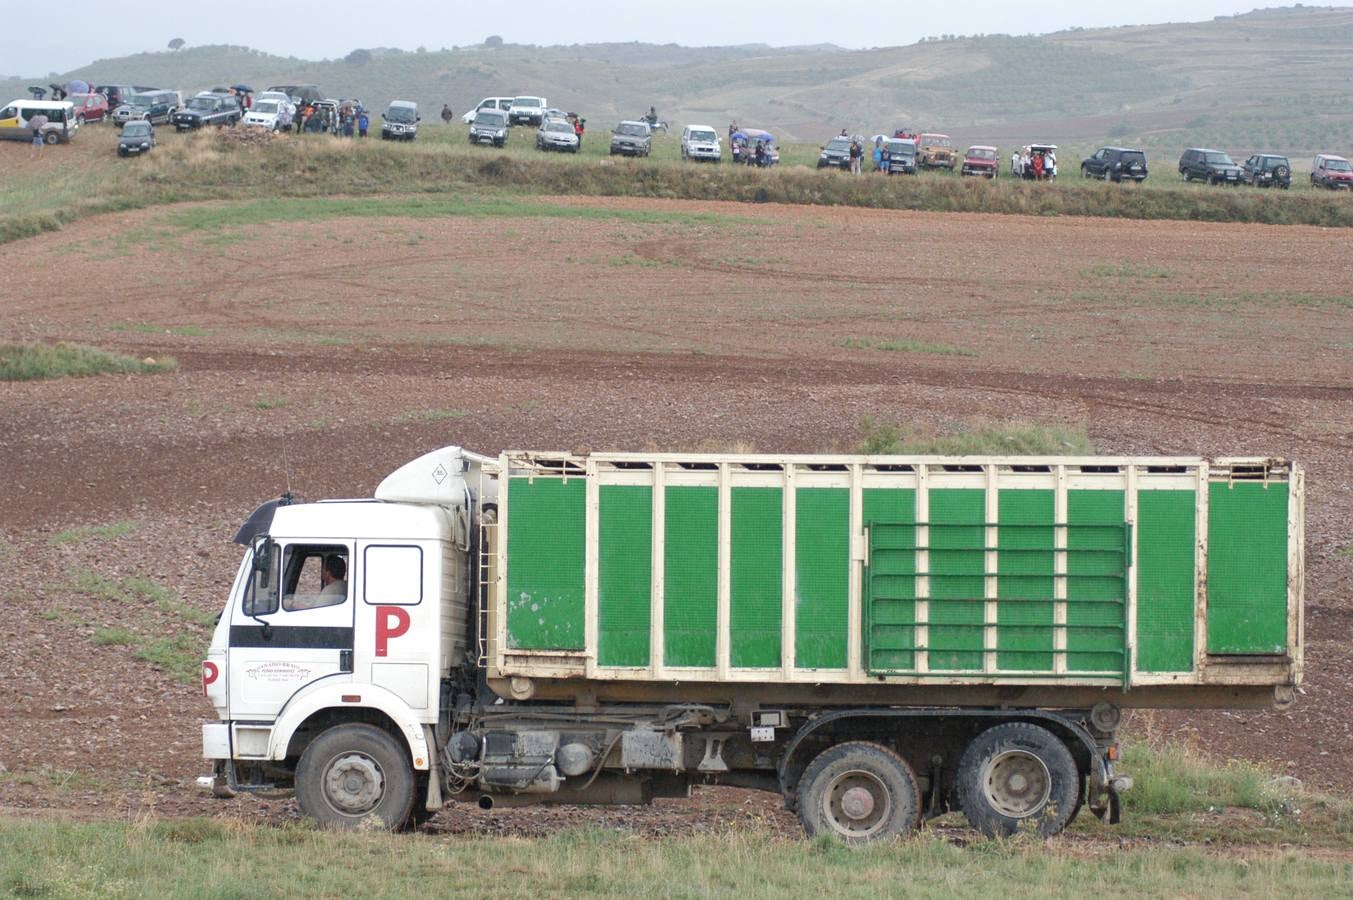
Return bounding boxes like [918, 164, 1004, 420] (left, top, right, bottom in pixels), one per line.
[1240, 153, 1291, 189]
[1179, 148, 1243, 185]
[1081, 147, 1148, 182]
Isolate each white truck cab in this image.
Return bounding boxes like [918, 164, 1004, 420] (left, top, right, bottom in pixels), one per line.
[202, 447, 489, 822]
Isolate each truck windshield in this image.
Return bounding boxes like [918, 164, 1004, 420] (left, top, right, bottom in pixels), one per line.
[689, 130, 717, 142]
[253, 101, 279, 114]
[617, 123, 647, 137]
[514, 98, 542, 107]
[387, 106, 416, 123]
[123, 122, 151, 136]
[130, 95, 155, 109]
[827, 139, 852, 152]
[1327, 159, 1352, 171]
[475, 112, 505, 126]
[1204, 152, 1234, 165]
[188, 97, 215, 111]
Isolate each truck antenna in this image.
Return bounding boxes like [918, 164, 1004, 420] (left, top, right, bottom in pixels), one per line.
[281, 440, 294, 504]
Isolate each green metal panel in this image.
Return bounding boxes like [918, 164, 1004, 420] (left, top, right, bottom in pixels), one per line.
[1207, 482, 1289, 655]
[864, 488, 917, 673]
[505, 476, 585, 650]
[1136, 490, 1196, 672]
[663, 486, 718, 667]
[928, 489, 985, 671]
[598, 485, 651, 667]
[730, 487, 782, 668]
[997, 490, 1055, 672]
[1066, 490, 1127, 674]
[795, 488, 849, 669]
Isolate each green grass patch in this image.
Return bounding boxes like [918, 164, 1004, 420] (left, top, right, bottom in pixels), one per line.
[91, 626, 136, 647]
[253, 396, 288, 410]
[840, 337, 976, 357]
[0, 767, 107, 792]
[48, 521, 137, 546]
[1082, 262, 1175, 279]
[1122, 739, 1279, 815]
[0, 343, 176, 381]
[1, 819, 1350, 898]
[1338, 545, 1353, 561]
[857, 418, 1096, 455]
[392, 408, 470, 425]
[66, 568, 213, 681]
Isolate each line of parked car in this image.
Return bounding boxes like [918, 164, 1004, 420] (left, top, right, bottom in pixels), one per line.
[19, 78, 1353, 191]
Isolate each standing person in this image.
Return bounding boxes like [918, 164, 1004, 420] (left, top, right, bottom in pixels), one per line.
[357, 109, 369, 138]
[29, 116, 46, 159]
[880, 141, 891, 175]
[343, 111, 355, 138]
[440, 103, 453, 124]
[872, 137, 883, 174]
[1011, 149, 1020, 178]
[849, 139, 862, 175]
[1045, 148, 1056, 180]
[574, 116, 584, 147]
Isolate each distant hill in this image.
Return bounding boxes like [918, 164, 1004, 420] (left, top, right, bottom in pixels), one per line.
[5, 7, 1353, 155]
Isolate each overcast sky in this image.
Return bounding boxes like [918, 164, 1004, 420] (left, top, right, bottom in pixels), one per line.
[12, 1, 1268, 77]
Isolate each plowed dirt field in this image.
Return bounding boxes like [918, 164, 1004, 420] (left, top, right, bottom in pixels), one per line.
[2, 194, 1350, 832]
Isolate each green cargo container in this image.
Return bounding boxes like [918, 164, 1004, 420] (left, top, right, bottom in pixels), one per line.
[491, 453, 1302, 702]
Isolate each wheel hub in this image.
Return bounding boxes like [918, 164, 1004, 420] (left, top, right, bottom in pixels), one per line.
[324, 753, 385, 815]
[840, 786, 875, 820]
[824, 771, 890, 838]
[982, 750, 1051, 819]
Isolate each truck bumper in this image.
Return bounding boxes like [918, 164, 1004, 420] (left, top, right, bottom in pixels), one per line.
[202, 722, 230, 758]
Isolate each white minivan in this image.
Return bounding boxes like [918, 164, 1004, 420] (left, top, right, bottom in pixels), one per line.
[461, 97, 513, 124]
[0, 99, 78, 144]
[681, 124, 722, 162]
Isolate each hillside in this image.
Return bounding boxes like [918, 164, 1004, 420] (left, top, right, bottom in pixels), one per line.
[4, 6, 1353, 154]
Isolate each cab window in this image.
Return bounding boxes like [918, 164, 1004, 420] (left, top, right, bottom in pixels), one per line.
[0, 107, 15, 120]
[282, 544, 349, 612]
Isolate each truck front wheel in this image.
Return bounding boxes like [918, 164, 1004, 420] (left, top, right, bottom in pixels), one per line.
[796, 741, 921, 843]
[295, 723, 415, 830]
[956, 722, 1079, 837]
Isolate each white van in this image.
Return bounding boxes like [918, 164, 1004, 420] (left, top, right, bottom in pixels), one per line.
[0, 100, 78, 144]
[461, 97, 513, 124]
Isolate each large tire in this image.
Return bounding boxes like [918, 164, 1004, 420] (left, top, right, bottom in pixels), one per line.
[44, 131, 60, 145]
[956, 722, 1079, 838]
[295, 723, 415, 830]
[797, 741, 922, 844]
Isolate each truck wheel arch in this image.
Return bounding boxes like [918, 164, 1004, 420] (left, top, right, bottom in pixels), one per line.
[268, 683, 431, 771]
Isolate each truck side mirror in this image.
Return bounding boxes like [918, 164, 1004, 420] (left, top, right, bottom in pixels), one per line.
[251, 535, 273, 588]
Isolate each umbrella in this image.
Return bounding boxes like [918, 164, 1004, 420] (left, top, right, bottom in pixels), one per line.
[66, 79, 90, 94]
[28, 86, 46, 99]
[28, 114, 49, 132]
[231, 84, 254, 93]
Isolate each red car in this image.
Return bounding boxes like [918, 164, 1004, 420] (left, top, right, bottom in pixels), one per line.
[960, 145, 999, 178]
[1311, 154, 1353, 190]
[67, 92, 109, 124]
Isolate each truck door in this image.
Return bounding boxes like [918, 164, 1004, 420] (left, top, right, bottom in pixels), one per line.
[227, 540, 354, 720]
[352, 541, 442, 715]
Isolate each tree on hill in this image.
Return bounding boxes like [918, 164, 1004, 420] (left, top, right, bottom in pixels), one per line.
[484, 35, 504, 47]
[168, 37, 185, 51]
[345, 48, 372, 65]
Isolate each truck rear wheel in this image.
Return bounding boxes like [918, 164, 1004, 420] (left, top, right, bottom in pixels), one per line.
[295, 723, 415, 830]
[797, 741, 921, 843]
[956, 722, 1078, 837]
